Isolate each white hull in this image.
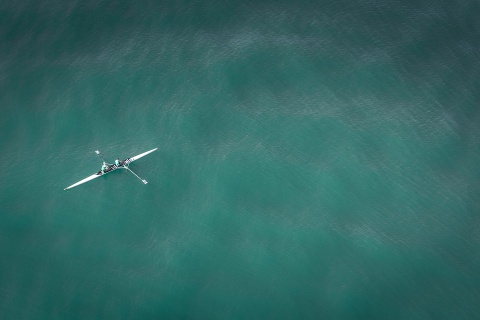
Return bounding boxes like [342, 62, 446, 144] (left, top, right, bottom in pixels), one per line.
[64, 174, 101, 190]
[130, 148, 157, 161]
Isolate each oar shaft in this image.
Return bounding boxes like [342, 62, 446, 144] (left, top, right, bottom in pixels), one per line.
[125, 167, 148, 184]
[95, 150, 106, 164]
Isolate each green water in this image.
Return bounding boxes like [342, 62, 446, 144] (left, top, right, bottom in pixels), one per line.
[1, 1, 480, 319]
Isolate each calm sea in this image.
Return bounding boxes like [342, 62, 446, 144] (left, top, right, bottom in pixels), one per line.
[1, 0, 480, 319]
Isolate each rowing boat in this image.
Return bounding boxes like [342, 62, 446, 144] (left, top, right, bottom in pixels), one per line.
[64, 148, 157, 190]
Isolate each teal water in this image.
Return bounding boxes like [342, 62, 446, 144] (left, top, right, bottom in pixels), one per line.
[1, 1, 480, 319]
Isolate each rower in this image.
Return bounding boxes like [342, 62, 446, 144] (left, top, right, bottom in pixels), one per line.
[101, 163, 108, 173]
[115, 158, 121, 167]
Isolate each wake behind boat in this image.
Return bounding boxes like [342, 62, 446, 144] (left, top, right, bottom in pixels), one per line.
[64, 148, 157, 190]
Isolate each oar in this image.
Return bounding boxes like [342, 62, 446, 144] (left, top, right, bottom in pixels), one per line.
[124, 167, 148, 184]
[95, 150, 106, 165]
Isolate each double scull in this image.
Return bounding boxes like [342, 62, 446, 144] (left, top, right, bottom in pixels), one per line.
[64, 148, 157, 190]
